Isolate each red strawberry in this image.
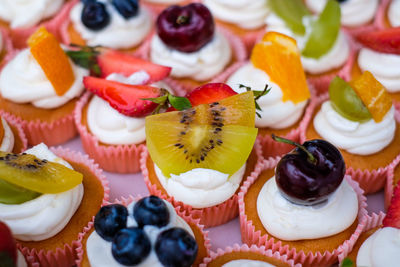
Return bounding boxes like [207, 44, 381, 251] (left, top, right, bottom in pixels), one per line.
[357, 27, 400, 54]
[83, 76, 161, 117]
[97, 50, 172, 82]
[186, 83, 237, 106]
[383, 182, 400, 228]
[0, 221, 17, 266]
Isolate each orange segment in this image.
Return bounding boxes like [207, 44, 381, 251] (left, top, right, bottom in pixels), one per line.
[251, 31, 310, 103]
[28, 27, 75, 96]
[350, 71, 392, 123]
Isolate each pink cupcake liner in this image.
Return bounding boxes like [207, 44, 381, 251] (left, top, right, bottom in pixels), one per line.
[17, 146, 110, 267]
[200, 244, 301, 267]
[337, 212, 386, 264]
[140, 139, 264, 228]
[375, 0, 392, 30]
[75, 195, 211, 267]
[0, 111, 28, 153]
[238, 157, 368, 267]
[74, 91, 146, 173]
[384, 153, 400, 209]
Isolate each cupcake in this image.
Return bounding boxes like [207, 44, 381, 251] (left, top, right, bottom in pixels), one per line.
[201, 244, 300, 267]
[146, 3, 246, 93]
[0, 113, 28, 153]
[265, 0, 354, 94]
[376, 0, 400, 29]
[302, 72, 400, 193]
[239, 137, 367, 266]
[0, 220, 29, 267]
[75, 195, 210, 267]
[0, 27, 88, 146]
[0, 143, 109, 266]
[141, 90, 261, 227]
[385, 154, 400, 209]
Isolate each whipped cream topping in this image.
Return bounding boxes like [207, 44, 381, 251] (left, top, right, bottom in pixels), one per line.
[257, 177, 358, 241]
[86, 200, 194, 267]
[204, 0, 269, 29]
[388, 0, 400, 27]
[0, 0, 63, 28]
[358, 48, 400, 92]
[0, 48, 88, 109]
[17, 251, 27, 267]
[222, 260, 275, 267]
[265, 14, 349, 74]
[227, 63, 308, 129]
[0, 117, 14, 153]
[314, 101, 396, 155]
[0, 143, 84, 241]
[357, 227, 400, 267]
[154, 163, 246, 209]
[305, 0, 378, 27]
[70, 2, 152, 49]
[150, 32, 231, 81]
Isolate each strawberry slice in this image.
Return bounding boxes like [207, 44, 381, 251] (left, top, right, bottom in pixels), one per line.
[97, 50, 172, 82]
[357, 27, 400, 54]
[83, 76, 161, 117]
[0, 221, 17, 266]
[186, 83, 237, 106]
[383, 181, 400, 229]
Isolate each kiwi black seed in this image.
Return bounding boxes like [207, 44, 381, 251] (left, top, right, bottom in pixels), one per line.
[0, 152, 48, 171]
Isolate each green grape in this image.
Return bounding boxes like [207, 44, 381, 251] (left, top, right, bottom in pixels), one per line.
[302, 0, 341, 59]
[0, 179, 40, 204]
[329, 76, 372, 122]
[269, 0, 311, 35]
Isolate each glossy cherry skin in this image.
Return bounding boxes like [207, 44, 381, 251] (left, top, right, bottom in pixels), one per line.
[156, 3, 214, 53]
[0, 221, 17, 267]
[275, 139, 345, 206]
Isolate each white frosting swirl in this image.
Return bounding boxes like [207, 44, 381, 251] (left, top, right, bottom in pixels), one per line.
[0, 0, 63, 28]
[150, 32, 231, 81]
[70, 2, 152, 49]
[154, 164, 246, 209]
[357, 227, 400, 267]
[388, 0, 400, 27]
[265, 14, 350, 74]
[358, 48, 400, 93]
[222, 260, 275, 267]
[0, 48, 88, 109]
[204, 0, 269, 29]
[257, 177, 358, 241]
[227, 63, 308, 129]
[86, 200, 194, 267]
[305, 0, 378, 27]
[0, 143, 84, 241]
[314, 101, 396, 155]
[0, 117, 14, 153]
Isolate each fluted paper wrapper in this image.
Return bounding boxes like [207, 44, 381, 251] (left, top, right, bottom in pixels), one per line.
[375, 0, 392, 29]
[0, 111, 28, 153]
[385, 154, 400, 209]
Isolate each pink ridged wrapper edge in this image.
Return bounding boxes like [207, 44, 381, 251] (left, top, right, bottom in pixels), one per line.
[375, 0, 391, 30]
[238, 158, 368, 267]
[299, 92, 397, 194]
[74, 91, 146, 173]
[74, 195, 211, 267]
[384, 153, 400, 209]
[17, 146, 110, 267]
[337, 212, 386, 264]
[0, 111, 28, 153]
[200, 244, 301, 267]
[140, 139, 263, 228]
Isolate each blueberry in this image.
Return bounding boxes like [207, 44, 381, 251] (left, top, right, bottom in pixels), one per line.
[133, 196, 170, 228]
[155, 227, 198, 267]
[81, 1, 110, 31]
[81, 0, 95, 4]
[112, 0, 139, 19]
[112, 227, 151, 265]
[94, 204, 128, 241]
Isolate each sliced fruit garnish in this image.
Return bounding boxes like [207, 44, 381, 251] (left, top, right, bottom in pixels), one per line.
[357, 27, 400, 55]
[269, 0, 311, 35]
[83, 76, 161, 117]
[0, 221, 17, 266]
[186, 83, 237, 106]
[302, 0, 341, 59]
[0, 179, 40, 204]
[0, 151, 83, 194]
[329, 76, 372, 122]
[350, 71, 392, 123]
[97, 50, 172, 82]
[383, 180, 400, 229]
[251, 32, 310, 103]
[145, 92, 257, 177]
[28, 27, 75, 96]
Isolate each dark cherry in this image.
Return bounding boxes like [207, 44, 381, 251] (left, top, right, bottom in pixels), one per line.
[273, 135, 345, 206]
[81, 1, 110, 31]
[133, 196, 170, 228]
[0, 221, 17, 267]
[112, 0, 139, 19]
[336, 0, 348, 3]
[94, 204, 128, 241]
[156, 3, 215, 53]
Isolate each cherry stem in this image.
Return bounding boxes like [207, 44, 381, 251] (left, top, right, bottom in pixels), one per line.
[176, 15, 189, 25]
[271, 134, 317, 164]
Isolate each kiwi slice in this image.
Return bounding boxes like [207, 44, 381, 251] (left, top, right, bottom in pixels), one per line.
[0, 179, 40, 204]
[0, 151, 83, 194]
[145, 92, 258, 177]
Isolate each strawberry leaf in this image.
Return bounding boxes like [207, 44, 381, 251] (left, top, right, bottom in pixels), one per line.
[168, 95, 192, 111]
[341, 258, 354, 267]
[239, 83, 271, 117]
[66, 44, 101, 76]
